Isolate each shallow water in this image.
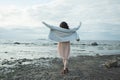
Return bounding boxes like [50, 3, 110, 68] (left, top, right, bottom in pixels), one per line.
[0, 39, 120, 61]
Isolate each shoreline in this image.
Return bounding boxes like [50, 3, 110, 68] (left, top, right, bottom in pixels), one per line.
[0, 40, 120, 62]
[0, 54, 120, 80]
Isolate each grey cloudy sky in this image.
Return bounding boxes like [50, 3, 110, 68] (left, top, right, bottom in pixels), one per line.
[0, 0, 120, 40]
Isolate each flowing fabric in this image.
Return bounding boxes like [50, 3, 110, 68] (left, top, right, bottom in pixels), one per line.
[42, 22, 81, 42]
[42, 22, 81, 59]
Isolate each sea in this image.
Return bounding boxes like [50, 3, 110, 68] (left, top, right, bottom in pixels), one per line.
[0, 39, 120, 61]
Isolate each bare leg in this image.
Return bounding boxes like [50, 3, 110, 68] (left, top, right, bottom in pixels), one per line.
[61, 58, 69, 74]
[58, 42, 70, 74]
[63, 59, 68, 70]
[63, 42, 70, 70]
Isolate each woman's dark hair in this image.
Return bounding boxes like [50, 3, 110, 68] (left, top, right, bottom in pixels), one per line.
[60, 21, 69, 29]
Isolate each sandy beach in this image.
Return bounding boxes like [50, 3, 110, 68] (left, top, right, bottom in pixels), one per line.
[0, 54, 120, 80]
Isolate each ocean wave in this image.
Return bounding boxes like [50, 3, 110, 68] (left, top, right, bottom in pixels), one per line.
[0, 39, 120, 46]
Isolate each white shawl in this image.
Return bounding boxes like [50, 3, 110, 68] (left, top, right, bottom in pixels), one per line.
[42, 22, 81, 42]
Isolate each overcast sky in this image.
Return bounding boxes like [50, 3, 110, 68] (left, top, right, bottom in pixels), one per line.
[0, 0, 120, 40]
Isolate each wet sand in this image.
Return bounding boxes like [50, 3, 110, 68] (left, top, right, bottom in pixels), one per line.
[0, 54, 120, 80]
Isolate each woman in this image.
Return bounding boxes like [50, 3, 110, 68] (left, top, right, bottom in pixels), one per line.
[58, 22, 70, 74]
[42, 21, 80, 74]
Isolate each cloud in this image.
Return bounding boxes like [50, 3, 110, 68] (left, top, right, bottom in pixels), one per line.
[0, 5, 41, 28]
[0, 0, 120, 40]
[29, 0, 120, 27]
[0, 0, 120, 27]
[0, 0, 65, 28]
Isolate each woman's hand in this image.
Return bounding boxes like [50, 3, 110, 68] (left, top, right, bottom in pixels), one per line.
[42, 21, 46, 24]
[76, 39, 80, 41]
